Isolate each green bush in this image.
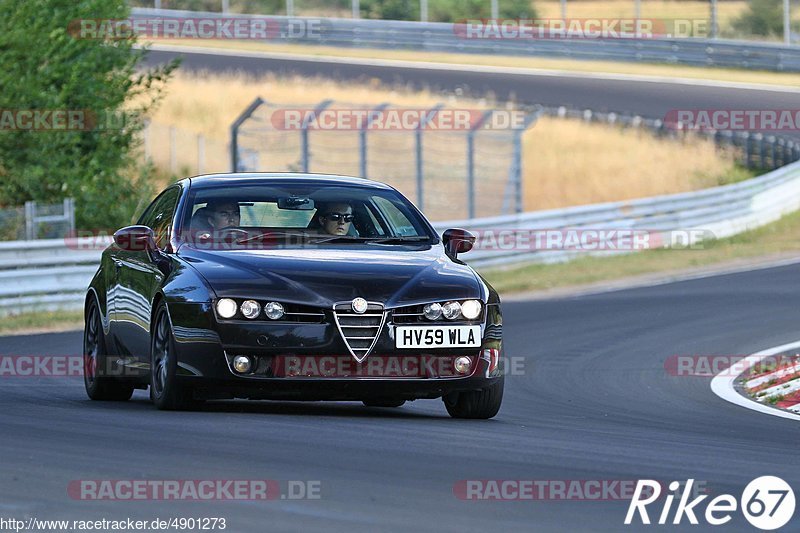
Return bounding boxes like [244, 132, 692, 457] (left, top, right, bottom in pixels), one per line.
[360, 0, 536, 22]
[0, 0, 177, 231]
[731, 0, 785, 37]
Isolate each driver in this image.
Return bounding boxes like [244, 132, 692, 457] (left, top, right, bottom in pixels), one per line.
[317, 202, 353, 236]
[205, 200, 240, 230]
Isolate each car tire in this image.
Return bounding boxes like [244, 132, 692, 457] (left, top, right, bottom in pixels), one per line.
[362, 399, 406, 408]
[83, 299, 134, 402]
[150, 301, 199, 411]
[443, 377, 504, 419]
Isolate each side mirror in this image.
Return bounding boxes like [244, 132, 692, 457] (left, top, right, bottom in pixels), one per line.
[113, 225, 157, 252]
[442, 228, 475, 258]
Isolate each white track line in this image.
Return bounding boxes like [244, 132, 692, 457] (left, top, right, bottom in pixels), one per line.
[145, 43, 800, 94]
[710, 340, 800, 421]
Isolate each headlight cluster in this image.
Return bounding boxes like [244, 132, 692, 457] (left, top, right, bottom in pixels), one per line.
[422, 300, 482, 321]
[216, 298, 285, 320]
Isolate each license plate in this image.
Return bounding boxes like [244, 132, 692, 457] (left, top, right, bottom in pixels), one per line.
[395, 325, 481, 349]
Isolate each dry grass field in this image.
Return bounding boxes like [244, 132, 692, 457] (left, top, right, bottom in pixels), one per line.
[143, 72, 750, 216]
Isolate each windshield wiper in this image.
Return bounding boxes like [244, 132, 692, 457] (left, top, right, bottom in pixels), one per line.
[365, 236, 431, 244]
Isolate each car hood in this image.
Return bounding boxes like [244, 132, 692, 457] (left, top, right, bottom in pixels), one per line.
[178, 244, 486, 308]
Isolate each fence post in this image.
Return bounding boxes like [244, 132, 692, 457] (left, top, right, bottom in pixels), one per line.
[710, 0, 718, 39]
[302, 100, 333, 173]
[230, 97, 264, 172]
[65, 198, 76, 237]
[222, 0, 229, 13]
[415, 103, 444, 211]
[352, 0, 360, 18]
[360, 102, 389, 179]
[467, 110, 494, 219]
[24, 201, 35, 241]
[505, 111, 539, 215]
[420, 0, 428, 22]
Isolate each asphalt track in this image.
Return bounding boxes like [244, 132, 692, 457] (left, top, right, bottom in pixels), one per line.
[3, 263, 800, 532]
[3, 50, 800, 532]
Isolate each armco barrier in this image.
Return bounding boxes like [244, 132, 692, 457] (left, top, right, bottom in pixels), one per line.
[2, 160, 800, 315]
[130, 8, 800, 72]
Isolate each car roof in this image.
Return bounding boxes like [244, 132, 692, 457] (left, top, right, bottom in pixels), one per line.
[186, 173, 394, 190]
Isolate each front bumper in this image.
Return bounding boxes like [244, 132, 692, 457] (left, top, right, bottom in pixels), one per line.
[167, 302, 503, 401]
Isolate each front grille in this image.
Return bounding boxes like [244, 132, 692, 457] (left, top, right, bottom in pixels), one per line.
[282, 303, 325, 323]
[333, 302, 386, 363]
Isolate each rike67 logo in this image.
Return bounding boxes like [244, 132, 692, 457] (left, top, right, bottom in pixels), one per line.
[625, 477, 795, 530]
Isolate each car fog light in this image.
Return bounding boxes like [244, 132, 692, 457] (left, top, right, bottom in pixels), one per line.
[442, 301, 462, 320]
[454, 356, 472, 374]
[233, 355, 252, 374]
[240, 300, 261, 319]
[461, 300, 482, 320]
[216, 298, 238, 319]
[265, 301, 284, 320]
[423, 302, 443, 320]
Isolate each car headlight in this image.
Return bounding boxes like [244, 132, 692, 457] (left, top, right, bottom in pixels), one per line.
[461, 300, 482, 320]
[423, 302, 443, 320]
[216, 298, 238, 319]
[442, 301, 462, 320]
[240, 300, 261, 319]
[265, 301, 285, 320]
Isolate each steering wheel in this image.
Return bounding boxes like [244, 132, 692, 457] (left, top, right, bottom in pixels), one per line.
[217, 227, 250, 241]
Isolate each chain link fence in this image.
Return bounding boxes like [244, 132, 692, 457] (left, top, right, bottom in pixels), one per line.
[0, 199, 76, 241]
[231, 98, 539, 220]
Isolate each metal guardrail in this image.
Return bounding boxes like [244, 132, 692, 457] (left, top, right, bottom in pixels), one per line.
[3, 158, 800, 315]
[131, 8, 800, 72]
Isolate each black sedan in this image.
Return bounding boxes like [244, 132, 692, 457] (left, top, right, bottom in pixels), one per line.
[83, 173, 504, 418]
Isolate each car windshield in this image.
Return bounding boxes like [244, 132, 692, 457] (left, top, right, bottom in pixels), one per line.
[180, 182, 435, 248]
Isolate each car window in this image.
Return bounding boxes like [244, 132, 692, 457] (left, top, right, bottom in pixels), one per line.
[138, 187, 181, 250]
[372, 196, 419, 236]
[182, 183, 434, 246]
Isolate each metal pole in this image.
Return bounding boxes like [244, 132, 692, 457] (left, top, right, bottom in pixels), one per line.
[360, 103, 390, 179]
[352, 0, 360, 19]
[302, 100, 333, 173]
[230, 97, 264, 172]
[25, 201, 35, 240]
[784, 0, 791, 45]
[491, 0, 499, 20]
[154, 0, 161, 10]
[467, 110, 494, 219]
[222, 0, 229, 14]
[66, 198, 76, 237]
[635, 0, 641, 21]
[710, 0, 718, 39]
[415, 103, 444, 211]
[420, 0, 428, 22]
[560, 0, 567, 20]
[287, 0, 294, 17]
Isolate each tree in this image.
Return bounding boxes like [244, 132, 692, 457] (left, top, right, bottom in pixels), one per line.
[731, 0, 784, 37]
[0, 0, 177, 230]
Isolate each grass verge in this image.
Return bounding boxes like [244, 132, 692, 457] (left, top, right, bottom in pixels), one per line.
[481, 209, 800, 294]
[0, 310, 84, 337]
